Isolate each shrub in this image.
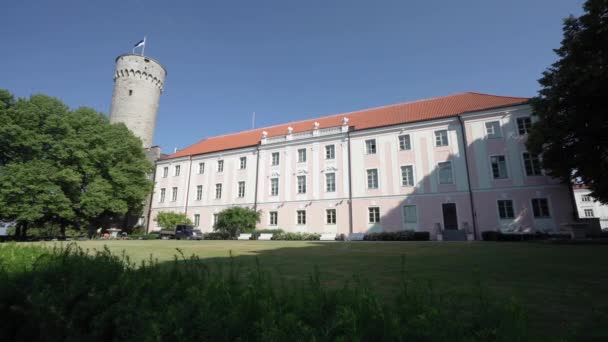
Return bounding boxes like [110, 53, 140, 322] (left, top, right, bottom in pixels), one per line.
[272, 232, 321, 241]
[364, 231, 430, 241]
[203, 231, 234, 240]
[214, 207, 261, 238]
[252, 229, 284, 239]
[481, 231, 571, 241]
[154, 211, 192, 230]
[0, 243, 550, 341]
[129, 233, 160, 240]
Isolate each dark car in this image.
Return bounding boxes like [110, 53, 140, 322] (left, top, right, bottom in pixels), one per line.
[160, 225, 202, 240]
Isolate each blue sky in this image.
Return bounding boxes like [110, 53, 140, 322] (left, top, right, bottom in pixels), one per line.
[1, 0, 583, 151]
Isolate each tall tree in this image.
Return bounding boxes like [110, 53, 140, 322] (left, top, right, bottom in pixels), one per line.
[528, 0, 608, 203]
[0, 91, 152, 238]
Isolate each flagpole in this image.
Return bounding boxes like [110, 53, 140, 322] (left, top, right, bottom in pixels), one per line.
[142, 36, 146, 56]
[252, 112, 256, 129]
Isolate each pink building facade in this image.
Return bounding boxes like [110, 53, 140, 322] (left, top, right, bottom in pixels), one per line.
[148, 93, 575, 239]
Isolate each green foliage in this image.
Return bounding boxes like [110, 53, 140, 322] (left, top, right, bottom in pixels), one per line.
[0, 90, 152, 237]
[364, 231, 430, 241]
[214, 207, 260, 238]
[528, 0, 608, 203]
[272, 232, 321, 240]
[0, 243, 556, 341]
[154, 211, 192, 230]
[252, 229, 284, 239]
[128, 233, 160, 240]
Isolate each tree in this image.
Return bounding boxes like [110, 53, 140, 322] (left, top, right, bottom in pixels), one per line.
[214, 207, 260, 237]
[527, 0, 608, 203]
[154, 212, 192, 230]
[0, 91, 152, 238]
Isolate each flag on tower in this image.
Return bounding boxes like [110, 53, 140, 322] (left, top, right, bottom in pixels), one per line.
[134, 39, 145, 48]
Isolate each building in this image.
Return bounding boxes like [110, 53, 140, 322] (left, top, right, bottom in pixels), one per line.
[573, 185, 608, 230]
[148, 92, 575, 239]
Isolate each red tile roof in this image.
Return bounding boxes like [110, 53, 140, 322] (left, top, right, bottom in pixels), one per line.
[165, 92, 528, 159]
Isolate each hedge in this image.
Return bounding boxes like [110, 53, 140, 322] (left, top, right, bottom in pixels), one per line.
[481, 231, 571, 241]
[272, 232, 321, 241]
[363, 231, 430, 241]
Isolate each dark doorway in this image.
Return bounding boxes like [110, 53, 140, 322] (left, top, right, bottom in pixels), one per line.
[442, 203, 458, 230]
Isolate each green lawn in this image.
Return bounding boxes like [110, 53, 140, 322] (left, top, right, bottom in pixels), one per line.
[34, 240, 608, 335]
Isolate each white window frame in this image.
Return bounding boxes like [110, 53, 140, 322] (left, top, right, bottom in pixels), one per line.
[531, 198, 551, 218]
[171, 187, 178, 202]
[215, 183, 222, 199]
[213, 213, 219, 227]
[366, 169, 379, 189]
[517, 116, 532, 135]
[325, 145, 335, 160]
[434, 130, 449, 147]
[297, 148, 307, 163]
[584, 209, 594, 217]
[437, 161, 454, 184]
[162, 167, 168, 178]
[402, 205, 417, 225]
[490, 155, 509, 179]
[269, 211, 278, 225]
[198, 162, 205, 174]
[217, 160, 224, 172]
[522, 152, 542, 176]
[240, 157, 247, 170]
[196, 185, 203, 201]
[174, 165, 181, 177]
[271, 152, 280, 166]
[400, 165, 415, 187]
[581, 195, 592, 202]
[365, 139, 377, 154]
[159, 188, 166, 203]
[238, 181, 245, 198]
[297, 210, 306, 225]
[399, 134, 411, 151]
[497, 200, 515, 219]
[325, 172, 336, 192]
[326, 209, 336, 225]
[368, 207, 380, 223]
[270, 178, 279, 196]
[193, 214, 200, 227]
[485, 121, 502, 138]
[297, 175, 306, 194]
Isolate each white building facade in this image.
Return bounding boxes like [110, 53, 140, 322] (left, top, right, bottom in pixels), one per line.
[573, 186, 608, 229]
[148, 93, 575, 239]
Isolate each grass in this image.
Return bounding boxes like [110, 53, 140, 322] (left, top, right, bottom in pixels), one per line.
[19, 240, 608, 337]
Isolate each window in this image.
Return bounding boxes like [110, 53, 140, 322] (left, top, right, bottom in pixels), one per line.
[174, 165, 181, 176]
[215, 184, 222, 199]
[399, 135, 411, 151]
[193, 214, 200, 227]
[434, 130, 448, 147]
[523, 152, 542, 176]
[238, 181, 245, 198]
[270, 178, 279, 196]
[271, 152, 280, 166]
[438, 161, 453, 184]
[240, 157, 247, 169]
[269, 211, 278, 225]
[368, 207, 380, 223]
[402, 205, 417, 224]
[198, 162, 205, 174]
[298, 148, 307, 163]
[584, 209, 594, 217]
[171, 187, 178, 201]
[497, 200, 515, 219]
[367, 169, 379, 189]
[213, 213, 219, 227]
[129, 89, 133, 96]
[297, 175, 306, 194]
[582, 195, 592, 202]
[490, 155, 508, 179]
[162, 167, 168, 178]
[365, 139, 377, 154]
[517, 117, 532, 135]
[326, 173, 336, 192]
[297, 210, 306, 225]
[159, 188, 166, 203]
[326, 209, 336, 224]
[401, 165, 414, 186]
[217, 160, 224, 172]
[325, 145, 335, 159]
[196, 185, 203, 200]
[532, 198, 550, 218]
[485, 121, 502, 138]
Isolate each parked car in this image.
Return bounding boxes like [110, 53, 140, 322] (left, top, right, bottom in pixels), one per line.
[160, 225, 202, 240]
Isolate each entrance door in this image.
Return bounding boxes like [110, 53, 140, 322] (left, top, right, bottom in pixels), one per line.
[442, 203, 458, 230]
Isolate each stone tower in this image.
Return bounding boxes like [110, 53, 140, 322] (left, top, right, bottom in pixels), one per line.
[109, 54, 166, 148]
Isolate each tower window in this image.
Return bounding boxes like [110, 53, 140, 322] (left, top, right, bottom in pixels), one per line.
[129, 90, 133, 96]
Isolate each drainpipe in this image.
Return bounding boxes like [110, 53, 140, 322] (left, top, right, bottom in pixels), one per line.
[253, 145, 261, 211]
[184, 156, 193, 215]
[347, 130, 354, 235]
[457, 115, 478, 240]
[145, 161, 158, 234]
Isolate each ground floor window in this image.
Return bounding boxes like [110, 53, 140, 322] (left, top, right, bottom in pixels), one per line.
[297, 210, 306, 225]
[368, 207, 380, 223]
[193, 214, 200, 227]
[532, 198, 550, 218]
[213, 213, 219, 227]
[497, 200, 515, 219]
[326, 209, 336, 224]
[402, 205, 417, 225]
[270, 211, 278, 225]
[584, 209, 594, 217]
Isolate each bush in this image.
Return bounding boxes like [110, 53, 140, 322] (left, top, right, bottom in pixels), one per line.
[214, 207, 261, 238]
[129, 233, 160, 240]
[364, 231, 430, 241]
[272, 232, 321, 241]
[252, 229, 284, 239]
[481, 231, 571, 241]
[203, 231, 234, 240]
[0, 243, 548, 341]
